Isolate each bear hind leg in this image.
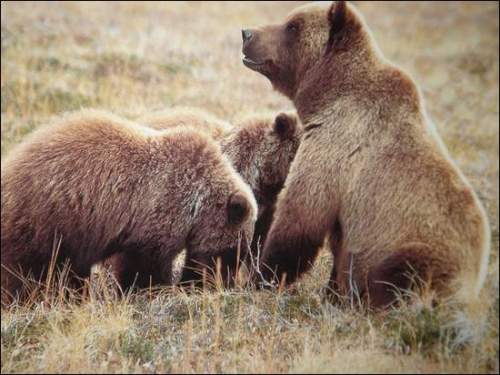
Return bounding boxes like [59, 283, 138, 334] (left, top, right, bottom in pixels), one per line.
[366, 244, 450, 309]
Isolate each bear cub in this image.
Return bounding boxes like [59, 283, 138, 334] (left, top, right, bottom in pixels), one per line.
[1, 109, 257, 304]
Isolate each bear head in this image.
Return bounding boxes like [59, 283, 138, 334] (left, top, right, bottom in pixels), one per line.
[241, 1, 368, 100]
[221, 111, 302, 214]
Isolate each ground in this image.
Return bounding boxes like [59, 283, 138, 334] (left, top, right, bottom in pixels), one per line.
[1, 1, 499, 373]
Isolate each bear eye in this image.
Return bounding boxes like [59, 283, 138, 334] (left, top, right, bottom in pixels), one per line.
[286, 22, 299, 34]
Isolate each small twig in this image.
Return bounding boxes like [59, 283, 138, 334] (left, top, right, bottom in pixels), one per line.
[247, 240, 277, 290]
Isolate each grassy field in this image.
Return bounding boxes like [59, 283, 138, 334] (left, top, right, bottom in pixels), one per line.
[1, 1, 499, 373]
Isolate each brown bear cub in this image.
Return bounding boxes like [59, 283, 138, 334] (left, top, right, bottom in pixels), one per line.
[1, 109, 257, 304]
[242, 1, 490, 308]
[104, 108, 302, 289]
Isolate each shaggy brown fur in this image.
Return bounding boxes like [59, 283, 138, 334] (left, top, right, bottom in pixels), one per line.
[1, 110, 257, 304]
[104, 108, 302, 289]
[242, 1, 490, 308]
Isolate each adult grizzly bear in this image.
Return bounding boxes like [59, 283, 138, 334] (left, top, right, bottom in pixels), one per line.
[242, 1, 490, 308]
[1, 110, 257, 304]
[105, 108, 302, 289]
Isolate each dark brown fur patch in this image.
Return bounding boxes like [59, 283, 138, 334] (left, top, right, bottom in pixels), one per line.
[259, 228, 324, 286]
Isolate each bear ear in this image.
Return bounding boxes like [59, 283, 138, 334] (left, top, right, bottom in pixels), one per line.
[328, 1, 346, 39]
[227, 192, 250, 226]
[274, 112, 297, 139]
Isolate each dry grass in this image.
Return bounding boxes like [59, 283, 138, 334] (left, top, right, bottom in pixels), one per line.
[1, 1, 498, 373]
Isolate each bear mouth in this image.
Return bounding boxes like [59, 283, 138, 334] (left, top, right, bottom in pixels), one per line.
[242, 56, 268, 71]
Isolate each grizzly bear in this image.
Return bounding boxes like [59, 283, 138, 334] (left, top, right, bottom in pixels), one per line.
[104, 108, 302, 289]
[242, 1, 490, 308]
[1, 109, 257, 304]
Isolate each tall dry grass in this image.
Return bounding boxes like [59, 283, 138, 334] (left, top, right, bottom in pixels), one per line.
[1, 1, 498, 373]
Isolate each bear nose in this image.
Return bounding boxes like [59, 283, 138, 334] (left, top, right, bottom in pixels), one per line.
[241, 29, 253, 43]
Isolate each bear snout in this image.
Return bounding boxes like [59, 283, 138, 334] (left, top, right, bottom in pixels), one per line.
[241, 29, 253, 44]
